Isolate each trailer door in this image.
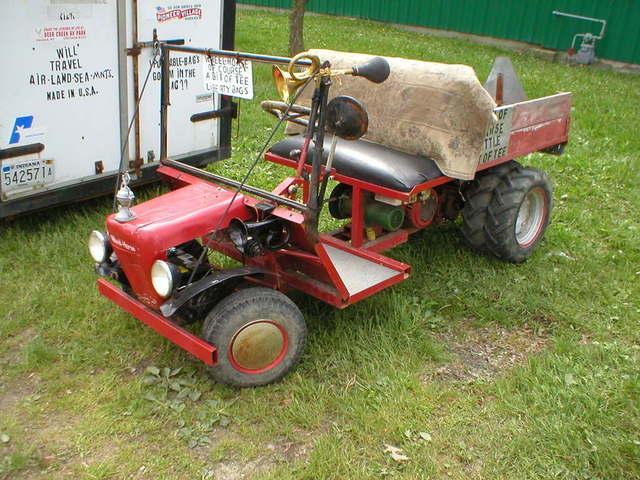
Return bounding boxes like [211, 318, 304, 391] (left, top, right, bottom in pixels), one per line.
[128, 0, 228, 169]
[1, 0, 121, 201]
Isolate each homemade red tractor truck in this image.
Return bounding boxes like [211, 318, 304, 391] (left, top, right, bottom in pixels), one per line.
[89, 44, 571, 387]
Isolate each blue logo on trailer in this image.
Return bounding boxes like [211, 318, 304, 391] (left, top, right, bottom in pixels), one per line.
[2, 165, 10, 173]
[9, 116, 34, 144]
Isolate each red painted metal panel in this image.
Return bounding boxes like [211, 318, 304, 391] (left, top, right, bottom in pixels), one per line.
[320, 235, 411, 274]
[336, 172, 452, 200]
[510, 93, 572, 130]
[97, 279, 217, 366]
[350, 185, 365, 247]
[508, 118, 569, 159]
[477, 94, 570, 173]
[348, 271, 409, 304]
[314, 243, 350, 300]
[362, 229, 409, 253]
[278, 271, 346, 308]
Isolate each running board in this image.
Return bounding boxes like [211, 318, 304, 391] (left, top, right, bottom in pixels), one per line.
[316, 237, 410, 305]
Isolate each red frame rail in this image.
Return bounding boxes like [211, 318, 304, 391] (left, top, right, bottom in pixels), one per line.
[97, 278, 217, 365]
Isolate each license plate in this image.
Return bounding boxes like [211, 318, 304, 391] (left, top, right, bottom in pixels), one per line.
[1, 157, 55, 195]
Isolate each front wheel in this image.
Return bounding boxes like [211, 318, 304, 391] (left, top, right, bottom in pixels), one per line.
[202, 287, 307, 387]
[485, 167, 553, 263]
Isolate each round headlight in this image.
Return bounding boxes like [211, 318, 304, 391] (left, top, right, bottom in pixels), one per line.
[151, 260, 179, 298]
[88, 230, 111, 263]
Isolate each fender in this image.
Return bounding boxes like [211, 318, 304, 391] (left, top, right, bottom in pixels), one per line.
[160, 266, 265, 317]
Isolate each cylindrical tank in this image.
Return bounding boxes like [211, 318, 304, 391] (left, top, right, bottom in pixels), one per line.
[329, 185, 405, 231]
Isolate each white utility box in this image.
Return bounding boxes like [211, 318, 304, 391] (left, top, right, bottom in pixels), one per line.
[0, 0, 236, 218]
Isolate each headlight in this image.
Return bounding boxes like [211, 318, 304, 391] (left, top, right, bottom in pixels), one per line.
[88, 230, 111, 263]
[151, 260, 180, 298]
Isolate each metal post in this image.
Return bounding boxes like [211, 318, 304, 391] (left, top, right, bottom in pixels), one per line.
[115, 0, 129, 174]
[161, 158, 307, 211]
[305, 76, 330, 242]
[130, 0, 142, 176]
[496, 73, 504, 107]
[163, 45, 312, 66]
[159, 44, 170, 162]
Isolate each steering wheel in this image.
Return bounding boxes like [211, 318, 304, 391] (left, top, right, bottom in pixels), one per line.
[260, 101, 311, 127]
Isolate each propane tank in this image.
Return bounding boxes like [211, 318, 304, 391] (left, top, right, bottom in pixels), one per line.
[363, 200, 405, 231]
[329, 184, 404, 231]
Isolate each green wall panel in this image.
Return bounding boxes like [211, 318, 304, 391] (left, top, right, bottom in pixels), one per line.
[238, 0, 640, 64]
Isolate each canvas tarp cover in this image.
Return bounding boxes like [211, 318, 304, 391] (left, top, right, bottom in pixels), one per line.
[287, 50, 497, 181]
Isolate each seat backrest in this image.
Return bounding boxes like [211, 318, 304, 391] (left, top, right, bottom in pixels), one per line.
[286, 49, 497, 181]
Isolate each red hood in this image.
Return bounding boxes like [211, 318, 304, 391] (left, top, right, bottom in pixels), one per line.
[106, 171, 252, 309]
[112, 181, 246, 244]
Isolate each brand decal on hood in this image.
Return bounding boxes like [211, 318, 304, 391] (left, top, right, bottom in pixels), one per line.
[110, 235, 137, 253]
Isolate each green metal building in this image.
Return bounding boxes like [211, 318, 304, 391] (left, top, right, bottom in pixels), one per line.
[239, 0, 640, 65]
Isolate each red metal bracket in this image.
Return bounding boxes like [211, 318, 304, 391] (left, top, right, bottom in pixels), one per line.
[97, 279, 217, 366]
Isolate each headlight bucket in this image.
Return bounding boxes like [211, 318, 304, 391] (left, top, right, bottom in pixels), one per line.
[88, 230, 112, 263]
[151, 260, 180, 298]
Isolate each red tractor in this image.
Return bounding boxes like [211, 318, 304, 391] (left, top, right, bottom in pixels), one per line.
[89, 45, 571, 387]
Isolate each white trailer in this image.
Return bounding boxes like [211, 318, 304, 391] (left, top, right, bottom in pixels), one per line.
[0, 0, 236, 218]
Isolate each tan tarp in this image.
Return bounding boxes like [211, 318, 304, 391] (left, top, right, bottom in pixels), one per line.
[286, 49, 497, 180]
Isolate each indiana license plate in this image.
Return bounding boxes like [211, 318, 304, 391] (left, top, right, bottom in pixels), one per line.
[1, 157, 55, 195]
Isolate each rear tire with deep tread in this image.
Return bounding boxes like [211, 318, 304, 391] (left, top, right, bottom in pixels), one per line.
[202, 287, 306, 388]
[461, 161, 518, 253]
[485, 167, 553, 263]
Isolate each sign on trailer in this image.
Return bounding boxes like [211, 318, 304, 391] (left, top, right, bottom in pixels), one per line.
[203, 56, 254, 100]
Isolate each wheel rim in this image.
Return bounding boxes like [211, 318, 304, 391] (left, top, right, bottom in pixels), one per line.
[228, 320, 288, 374]
[515, 187, 547, 247]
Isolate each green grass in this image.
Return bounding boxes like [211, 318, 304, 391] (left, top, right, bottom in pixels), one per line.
[2, 7, 640, 479]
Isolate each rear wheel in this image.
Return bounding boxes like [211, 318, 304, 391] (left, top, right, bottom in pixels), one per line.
[485, 167, 553, 263]
[202, 288, 307, 387]
[461, 161, 518, 253]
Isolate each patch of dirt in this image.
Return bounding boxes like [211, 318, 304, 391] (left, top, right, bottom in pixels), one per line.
[0, 401, 83, 480]
[0, 373, 40, 415]
[208, 457, 274, 480]
[265, 428, 320, 463]
[426, 323, 548, 382]
[0, 327, 37, 369]
[0, 328, 40, 424]
[201, 426, 324, 479]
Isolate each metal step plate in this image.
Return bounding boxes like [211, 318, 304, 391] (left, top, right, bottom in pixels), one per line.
[322, 244, 399, 296]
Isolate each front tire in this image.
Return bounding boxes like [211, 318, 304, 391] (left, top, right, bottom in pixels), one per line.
[202, 288, 307, 387]
[485, 167, 553, 263]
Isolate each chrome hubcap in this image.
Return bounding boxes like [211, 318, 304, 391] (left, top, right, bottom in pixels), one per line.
[516, 187, 545, 247]
[230, 321, 285, 371]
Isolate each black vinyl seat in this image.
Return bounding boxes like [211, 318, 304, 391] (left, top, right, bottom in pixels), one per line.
[268, 135, 444, 193]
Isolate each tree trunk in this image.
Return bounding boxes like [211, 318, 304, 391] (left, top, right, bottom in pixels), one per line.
[289, 0, 307, 56]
